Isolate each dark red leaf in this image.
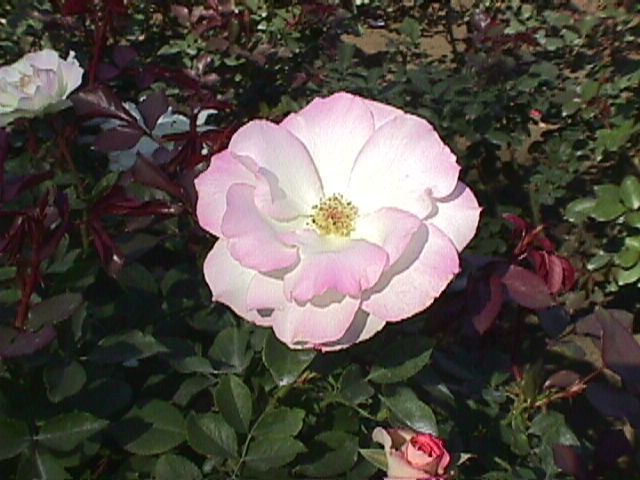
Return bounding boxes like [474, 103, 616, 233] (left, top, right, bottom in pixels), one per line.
[543, 370, 580, 391]
[94, 124, 145, 152]
[62, 0, 90, 15]
[89, 219, 125, 276]
[112, 45, 138, 69]
[559, 256, 577, 291]
[0, 325, 57, 359]
[593, 430, 633, 473]
[501, 264, 554, 309]
[544, 254, 564, 294]
[72, 85, 136, 123]
[469, 271, 504, 334]
[504, 213, 529, 233]
[598, 308, 640, 395]
[140, 65, 201, 91]
[586, 382, 640, 428]
[96, 63, 121, 82]
[132, 156, 185, 200]
[37, 192, 70, 261]
[552, 445, 589, 480]
[138, 91, 170, 131]
[1, 171, 54, 203]
[575, 308, 634, 337]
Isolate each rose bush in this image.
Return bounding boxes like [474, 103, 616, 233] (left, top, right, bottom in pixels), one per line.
[0, 49, 83, 127]
[195, 92, 480, 350]
[373, 427, 451, 479]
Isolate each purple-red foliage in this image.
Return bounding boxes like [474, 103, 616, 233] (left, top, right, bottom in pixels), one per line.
[466, 214, 576, 335]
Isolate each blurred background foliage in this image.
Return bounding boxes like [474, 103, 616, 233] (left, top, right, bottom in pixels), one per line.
[1, 0, 640, 479]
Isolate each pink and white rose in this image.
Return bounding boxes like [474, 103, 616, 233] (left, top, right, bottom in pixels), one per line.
[373, 427, 451, 479]
[195, 92, 480, 350]
[0, 49, 83, 127]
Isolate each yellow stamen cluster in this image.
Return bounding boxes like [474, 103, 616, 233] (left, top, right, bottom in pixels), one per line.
[310, 194, 358, 237]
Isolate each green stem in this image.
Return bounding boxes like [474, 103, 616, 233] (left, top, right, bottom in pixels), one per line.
[230, 382, 295, 479]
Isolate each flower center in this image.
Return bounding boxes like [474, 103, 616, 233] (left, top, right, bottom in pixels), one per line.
[19, 74, 34, 93]
[310, 194, 358, 237]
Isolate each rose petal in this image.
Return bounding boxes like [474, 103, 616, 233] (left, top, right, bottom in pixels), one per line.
[202, 240, 261, 324]
[362, 224, 459, 321]
[427, 181, 481, 251]
[60, 52, 84, 96]
[348, 114, 460, 217]
[361, 97, 403, 128]
[229, 119, 323, 212]
[281, 92, 375, 195]
[355, 207, 424, 265]
[23, 50, 61, 70]
[282, 230, 388, 302]
[271, 292, 361, 347]
[373, 428, 428, 479]
[221, 183, 299, 272]
[318, 309, 386, 351]
[245, 273, 286, 326]
[195, 150, 255, 236]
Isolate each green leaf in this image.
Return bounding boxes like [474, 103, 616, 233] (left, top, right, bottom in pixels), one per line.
[173, 376, 214, 407]
[580, 80, 599, 101]
[28, 293, 83, 329]
[0, 419, 31, 460]
[615, 246, 640, 269]
[208, 326, 252, 372]
[625, 211, 640, 227]
[590, 196, 626, 221]
[295, 431, 358, 477]
[16, 448, 70, 480]
[381, 387, 438, 434]
[186, 413, 237, 458]
[596, 120, 636, 152]
[88, 330, 168, 364]
[565, 198, 596, 223]
[44, 360, 86, 403]
[262, 332, 315, 386]
[359, 448, 388, 472]
[113, 400, 186, 455]
[398, 17, 421, 42]
[339, 365, 374, 404]
[252, 407, 305, 437]
[620, 176, 640, 210]
[37, 413, 108, 452]
[245, 434, 306, 471]
[154, 454, 202, 480]
[530, 411, 579, 446]
[613, 262, 640, 286]
[367, 338, 432, 384]
[586, 253, 612, 271]
[214, 375, 252, 433]
[486, 130, 511, 146]
[170, 356, 214, 374]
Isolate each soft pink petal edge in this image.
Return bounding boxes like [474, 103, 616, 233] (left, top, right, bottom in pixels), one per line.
[280, 92, 376, 195]
[194, 149, 255, 237]
[362, 224, 460, 322]
[221, 183, 299, 272]
[427, 181, 481, 252]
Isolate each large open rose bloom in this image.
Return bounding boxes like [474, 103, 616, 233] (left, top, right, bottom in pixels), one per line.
[0, 49, 83, 127]
[195, 92, 480, 350]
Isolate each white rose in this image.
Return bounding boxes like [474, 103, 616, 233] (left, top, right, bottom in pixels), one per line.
[0, 49, 84, 128]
